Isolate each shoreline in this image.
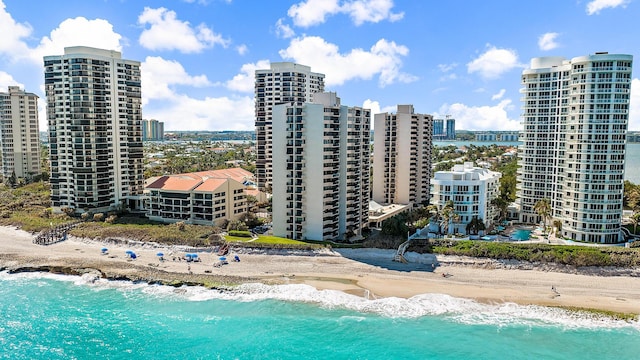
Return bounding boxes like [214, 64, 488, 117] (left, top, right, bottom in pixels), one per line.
[1, 226, 639, 316]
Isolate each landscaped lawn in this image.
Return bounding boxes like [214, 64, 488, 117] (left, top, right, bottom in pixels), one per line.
[224, 234, 308, 245]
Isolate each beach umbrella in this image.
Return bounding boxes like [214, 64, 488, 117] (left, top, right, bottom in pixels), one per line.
[125, 250, 134, 254]
[191, 253, 198, 258]
[219, 257, 226, 261]
[101, 247, 108, 253]
[156, 252, 164, 257]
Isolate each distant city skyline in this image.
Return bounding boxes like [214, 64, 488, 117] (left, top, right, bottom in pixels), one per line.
[0, 0, 639, 132]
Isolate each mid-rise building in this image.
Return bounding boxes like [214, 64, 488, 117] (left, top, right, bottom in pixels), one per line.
[254, 62, 325, 192]
[518, 53, 632, 243]
[272, 92, 370, 241]
[0, 86, 41, 180]
[146, 167, 252, 226]
[142, 119, 164, 141]
[475, 132, 497, 142]
[431, 162, 501, 234]
[44, 46, 144, 213]
[372, 105, 433, 206]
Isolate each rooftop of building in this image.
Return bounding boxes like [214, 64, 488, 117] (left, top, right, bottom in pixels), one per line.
[146, 167, 254, 192]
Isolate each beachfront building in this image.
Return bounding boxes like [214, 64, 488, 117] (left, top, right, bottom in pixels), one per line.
[0, 86, 41, 180]
[142, 119, 164, 141]
[372, 105, 433, 207]
[271, 92, 370, 241]
[254, 62, 325, 192]
[44, 46, 144, 213]
[475, 132, 497, 142]
[145, 167, 253, 226]
[431, 162, 501, 234]
[518, 52, 632, 243]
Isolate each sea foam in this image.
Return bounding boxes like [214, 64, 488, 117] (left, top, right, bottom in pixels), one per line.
[1, 271, 638, 331]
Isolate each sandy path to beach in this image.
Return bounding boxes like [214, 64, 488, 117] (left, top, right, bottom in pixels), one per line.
[1, 226, 639, 314]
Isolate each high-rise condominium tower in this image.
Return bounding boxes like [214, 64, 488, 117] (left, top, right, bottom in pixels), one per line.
[271, 93, 370, 241]
[372, 105, 433, 206]
[254, 62, 325, 191]
[142, 119, 164, 141]
[44, 46, 144, 213]
[518, 53, 632, 243]
[0, 86, 41, 180]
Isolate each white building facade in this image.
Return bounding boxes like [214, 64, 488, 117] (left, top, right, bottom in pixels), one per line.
[431, 162, 501, 234]
[44, 46, 144, 213]
[272, 93, 370, 241]
[0, 86, 41, 180]
[518, 53, 632, 243]
[372, 105, 433, 206]
[254, 62, 325, 192]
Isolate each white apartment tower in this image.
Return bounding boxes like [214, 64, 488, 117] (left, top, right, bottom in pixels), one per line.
[44, 46, 144, 213]
[431, 162, 501, 234]
[254, 62, 325, 191]
[518, 53, 632, 243]
[0, 86, 41, 180]
[272, 92, 370, 241]
[372, 105, 433, 206]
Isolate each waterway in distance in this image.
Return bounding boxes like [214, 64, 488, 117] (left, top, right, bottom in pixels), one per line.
[433, 141, 640, 184]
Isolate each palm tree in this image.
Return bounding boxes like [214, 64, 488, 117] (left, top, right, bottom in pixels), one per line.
[491, 197, 509, 223]
[534, 198, 552, 235]
[466, 216, 486, 235]
[552, 219, 562, 237]
[630, 212, 640, 235]
[440, 200, 456, 235]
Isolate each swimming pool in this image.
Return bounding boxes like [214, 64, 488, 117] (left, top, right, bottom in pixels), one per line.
[511, 229, 531, 241]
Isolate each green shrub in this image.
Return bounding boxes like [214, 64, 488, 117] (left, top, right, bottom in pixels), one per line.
[228, 230, 252, 238]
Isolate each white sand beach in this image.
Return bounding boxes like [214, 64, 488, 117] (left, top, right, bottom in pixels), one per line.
[1, 226, 639, 315]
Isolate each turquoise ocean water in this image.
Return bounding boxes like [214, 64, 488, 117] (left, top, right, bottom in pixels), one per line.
[1, 272, 638, 359]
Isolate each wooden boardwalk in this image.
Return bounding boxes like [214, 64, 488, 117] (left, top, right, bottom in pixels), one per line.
[33, 221, 81, 246]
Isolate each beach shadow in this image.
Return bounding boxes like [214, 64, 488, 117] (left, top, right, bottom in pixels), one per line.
[334, 249, 437, 273]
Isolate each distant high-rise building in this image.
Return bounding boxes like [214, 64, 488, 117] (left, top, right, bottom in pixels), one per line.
[142, 119, 164, 141]
[433, 118, 445, 140]
[44, 46, 144, 213]
[254, 62, 325, 191]
[446, 116, 456, 140]
[518, 52, 632, 243]
[0, 86, 41, 180]
[372, 105, 433, 206]
[271, 92, 370, 241]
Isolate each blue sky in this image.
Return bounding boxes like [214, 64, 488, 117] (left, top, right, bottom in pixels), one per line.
[1, 0, 639, 131]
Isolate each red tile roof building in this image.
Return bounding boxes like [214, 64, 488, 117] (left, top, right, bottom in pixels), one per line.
[145, 168, 254, 226]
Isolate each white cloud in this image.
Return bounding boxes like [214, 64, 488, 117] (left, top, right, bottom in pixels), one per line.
[31, 17, 123, 63]
[279, 36, 416, 87]
[236, 44, 248, 55]
[288, 0, 403, 27]
[437, 99, 520, 131]
[0, 0, 32, 61]
[538, 32, 559, 51]
[586, 0, 629, 15]
[467, 45, 523, 80]
[341, 0, 404, 26]
[225, 60, 270, 93]
[138, 7, 229, 53]
[0, 71, 23, 88]
[275, 18, 295, 39]
[142, 56, 252, 131]
[439, 73, 457, 82]
[144, 94, 254, 131]
[491, 89, 506, 100]
[363, 99, 395, 115]
[630, 78, 640, 130]
[438, 63, 457, 72]
[141, 56, 211, 103]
